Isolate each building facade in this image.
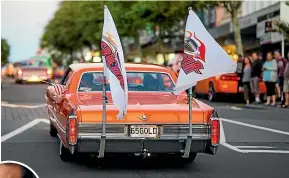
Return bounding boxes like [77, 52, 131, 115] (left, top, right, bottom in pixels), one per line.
[207, 1, 289, 56]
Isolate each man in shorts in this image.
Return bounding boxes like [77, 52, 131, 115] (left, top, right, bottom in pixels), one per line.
[250, 52, 262, 103]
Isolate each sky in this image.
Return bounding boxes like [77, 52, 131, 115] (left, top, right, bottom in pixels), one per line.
[1, 1, 59, 62]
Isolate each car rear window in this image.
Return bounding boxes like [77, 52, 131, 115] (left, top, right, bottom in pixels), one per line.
[78, 72, 175, 92]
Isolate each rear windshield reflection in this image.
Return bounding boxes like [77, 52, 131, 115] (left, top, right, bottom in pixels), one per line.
[78, 72, 175, 92]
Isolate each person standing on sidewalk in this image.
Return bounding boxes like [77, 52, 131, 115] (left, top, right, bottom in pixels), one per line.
[236, 54, 244, 92]
[242, 56, 252, 106]
[274, 50, 288, 105]
[282, 52, 289, 108]
[250, 52, 262, 103]
[263, 52, 278, 106]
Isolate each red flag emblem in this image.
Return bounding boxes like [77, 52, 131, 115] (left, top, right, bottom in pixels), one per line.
[181, 30, 206, 75]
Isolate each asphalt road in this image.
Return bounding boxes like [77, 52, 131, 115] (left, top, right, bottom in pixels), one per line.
[1, 79, 289, 178]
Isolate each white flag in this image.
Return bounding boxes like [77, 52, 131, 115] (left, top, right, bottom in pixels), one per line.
[101, 5, 128, 119]
[172, 9, 237, 95]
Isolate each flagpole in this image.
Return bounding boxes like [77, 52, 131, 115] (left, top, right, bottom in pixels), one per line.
[183, 6, 193, 159]
[188, 87, 193, 137]
[98, 74, 107, 158]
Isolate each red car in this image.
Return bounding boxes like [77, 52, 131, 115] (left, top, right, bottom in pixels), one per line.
[15, 60, 52, 83]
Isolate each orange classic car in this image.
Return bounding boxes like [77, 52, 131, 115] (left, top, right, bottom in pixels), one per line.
[45, 63, 220, 163]
[194, 73, 266, 101]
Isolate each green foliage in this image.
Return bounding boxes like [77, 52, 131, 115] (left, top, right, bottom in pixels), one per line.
[1, 38, 10, 65]
[275, 20, 289, 41]
[40, 1, 213, 59]
[220, 1, 242, 14]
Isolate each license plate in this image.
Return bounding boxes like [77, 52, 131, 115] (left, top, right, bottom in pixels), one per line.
[130, 125, 158, 138]
[29, 75, 39, 81]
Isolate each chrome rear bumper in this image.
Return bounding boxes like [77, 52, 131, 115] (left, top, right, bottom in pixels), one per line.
[73, 124, 218, 156]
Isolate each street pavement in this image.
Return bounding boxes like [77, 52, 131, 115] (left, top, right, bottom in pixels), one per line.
[1, 78, 289, 178]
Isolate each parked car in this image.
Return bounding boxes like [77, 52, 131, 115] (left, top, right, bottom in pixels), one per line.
[45, 63, 220, 163]
[194, 73, 266, 101]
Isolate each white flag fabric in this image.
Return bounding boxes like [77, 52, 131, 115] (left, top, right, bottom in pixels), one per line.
[101, 5, 128, 119]
[172, 9, 237, 95]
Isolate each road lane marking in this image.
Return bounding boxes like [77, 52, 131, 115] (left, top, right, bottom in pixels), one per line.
[221, 143, 245, 153]
[220, 118, 289, 136]
[1, 102, 46, 108]
[1, 118, 49, 142]
[236, 146, 275, 149]
[230, 106, 242, 110]
[240, 150, 289, 154]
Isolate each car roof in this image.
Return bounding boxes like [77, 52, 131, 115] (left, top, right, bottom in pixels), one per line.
[69, 63, 169, 72]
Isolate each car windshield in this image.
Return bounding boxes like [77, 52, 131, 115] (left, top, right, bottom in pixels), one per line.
[23, 60, 47, 67]
[78, 72, 175, 92]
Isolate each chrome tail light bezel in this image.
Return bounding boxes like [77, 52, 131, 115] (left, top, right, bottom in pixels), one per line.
[66, 110, 78, 146]
[210, 110, 220, 147]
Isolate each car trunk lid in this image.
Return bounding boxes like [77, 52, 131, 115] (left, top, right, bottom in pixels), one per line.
[75, 92, 213, 124]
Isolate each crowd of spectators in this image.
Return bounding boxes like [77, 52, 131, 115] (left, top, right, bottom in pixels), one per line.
[166, 50, 289, 108]
[239, 50, 289, 108]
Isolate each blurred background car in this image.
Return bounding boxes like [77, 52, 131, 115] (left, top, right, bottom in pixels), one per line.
[1, 63, 15, 77]
[14, 56, 53, 84]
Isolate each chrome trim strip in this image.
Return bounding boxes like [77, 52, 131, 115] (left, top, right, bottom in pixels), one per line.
[78, 124, 209, 135]
[78, 124, 210, 140]
[47, 106, 66, 133]
[78, 123, 209, 125]
[78, 135, 209, 140]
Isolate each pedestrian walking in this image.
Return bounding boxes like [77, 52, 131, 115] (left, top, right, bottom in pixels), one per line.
[242, 56, 252, 106]
[250, 52, 262, 103]
[274, 50, 288, 105]
[281, 52, 289, 108]
[263, 52, 278, 106]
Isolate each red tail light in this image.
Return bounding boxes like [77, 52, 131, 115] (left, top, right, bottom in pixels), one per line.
[220, 75, 240, 81]
[211, 118, 220, 146]
[68, 115, 77, 145]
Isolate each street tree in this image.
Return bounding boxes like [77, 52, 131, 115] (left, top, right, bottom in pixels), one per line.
[1, 38, 10, 65]
[221, 1, 243, 56]
[40, 1, 213, 62]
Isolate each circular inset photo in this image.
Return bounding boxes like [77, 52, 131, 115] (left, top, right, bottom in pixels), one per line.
[0, 161, 39, 178]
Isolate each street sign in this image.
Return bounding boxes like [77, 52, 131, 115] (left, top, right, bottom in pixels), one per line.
[265, 21, 272, 33]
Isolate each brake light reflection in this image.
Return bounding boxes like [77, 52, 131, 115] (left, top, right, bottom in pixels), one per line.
[18, 69, 23, 75]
